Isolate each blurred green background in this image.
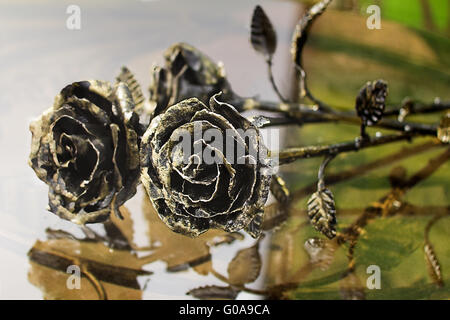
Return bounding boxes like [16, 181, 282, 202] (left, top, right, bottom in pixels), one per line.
[267, 0, 450, 300]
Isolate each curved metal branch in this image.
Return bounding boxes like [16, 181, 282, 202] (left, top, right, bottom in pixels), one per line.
[238, 97, 443, 136]
[267, 59, 287, 103]
[275, 133, 420, 165]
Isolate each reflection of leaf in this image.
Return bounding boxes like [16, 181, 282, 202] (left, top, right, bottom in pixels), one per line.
[250, 5, 277, 60]
[354, 217, 423, 271]
[207, 232, 245, 247]
[245, 210, 264, 239]
[109, 206, 137, 248]
[45, 207, 136, 251]
[28, 242, 152, 289]
[262, 202, 289, 231]
[103, 220, 133, 251]
[227, 242, 262, 285]
[141, 195, 235, 273]
[192, 259, 213, 276]
[304, 237, 337, 271]
[307, 188, 337, 239]
[187, 285, 240, 300]
[28, 206, 153, 300]
[28, 237, 152, 299]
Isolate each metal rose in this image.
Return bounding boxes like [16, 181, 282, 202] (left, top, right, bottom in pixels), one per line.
[140, 93, 272, 238]
[148, 43, 237, 118]
[29, 80, 142, 224]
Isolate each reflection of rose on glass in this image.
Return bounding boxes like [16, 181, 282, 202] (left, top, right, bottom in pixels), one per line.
[29, 80, 142, 224]
[140, 93, 272, 238]
[149, 43, 237, 118]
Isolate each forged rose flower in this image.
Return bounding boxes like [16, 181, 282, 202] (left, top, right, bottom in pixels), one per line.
[29, 80, 141, 224]
[149, 43, 237, 118]
[140, 93, 272, 238]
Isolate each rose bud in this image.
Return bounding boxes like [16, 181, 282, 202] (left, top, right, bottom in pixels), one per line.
[355, 79, 388, 126]
[140, 93, 273, 238]
[148, 43, 237, 118]
[29, 80, 142, 224]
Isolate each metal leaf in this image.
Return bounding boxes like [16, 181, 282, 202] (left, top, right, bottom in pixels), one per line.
[187, 285, 240, 300]
[437, 112, 450, 144]
[249, 115, 271, 128]
[116, 66, 145, 114]
[270, 174, 290, 204]
[250, 5, 277, 60]
[424, 242, 444, 287]
[291, 0, 332, 67]
[355, 80, 388, 126]
[307, 188, 337, 239]
[227, 242, 262, 285]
